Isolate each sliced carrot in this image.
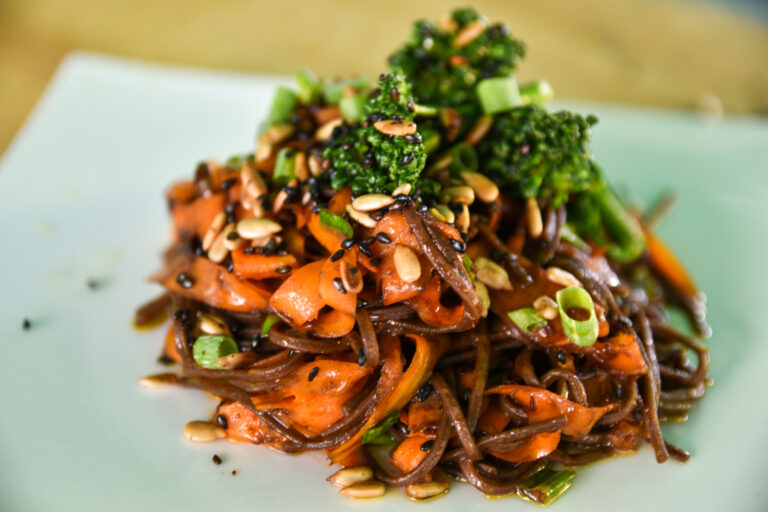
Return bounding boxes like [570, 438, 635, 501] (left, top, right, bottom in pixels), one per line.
[166, 180, 197, 204]
[305, 309, 356, 338]
[269, 260, 325, 325]
[162, 323, 183, 363]
[590, 332, 648, 375]
[608, 420, 642, 452]
[379, 252, 428, 305]
[405, 395, 442, 432]
[391, 435, 433, 473]
[476, 399, 511, 434]
[280, 360, 372, 396]
[216, 401, 286, 446]
[163, 257, 270, 313]
[645, 228, 700, 299]
[171, 193, 226, 239]
[318, 250, 358, 315]
[328, 187, 352, 216]
[308, 211, 348, 253]
[231, 250, 299, 280]
[410, 274, 465, 327]
[374, 212, 419, 249]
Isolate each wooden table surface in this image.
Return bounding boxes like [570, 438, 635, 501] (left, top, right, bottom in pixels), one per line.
[2, 0, 767, 154]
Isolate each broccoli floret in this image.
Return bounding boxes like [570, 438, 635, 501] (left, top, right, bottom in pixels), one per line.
[322, 72, 430, 195]
[389, 7, 525, 112]
[476, 106, 599, 206]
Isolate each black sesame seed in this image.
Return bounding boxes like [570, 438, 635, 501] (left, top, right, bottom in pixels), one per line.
[226, 231, 240, 241]
[220, 178, 237, 190]
[330, 250, 345, 262]
[275, 265, 291, 275]
[555, 351, 566, 364]
[224, 255, 234, 273]
[451, 240, 467, 253]
[362, 236, 375, 246]
[416, 383, 432, 402]
[342, 238, 355, 249]
[358, 244, 373, 257]
[420, 440, 434, 452]
[176, 272, 194, 289]
[216, 414, 229, 429]
[375, 232, 391, 244]
[308, 366, 320, 382]
[212, 454, 222, 465]
[332, 277, 347, 294]
[357, 299, 369, 309]
[357, 348, 367, 366]
[369, 257, 381, 267]
[400, 152, 415, 166]
[460, 232, 469, 243]
[394, 194, 410, 202]
[22, 318, 31, 330]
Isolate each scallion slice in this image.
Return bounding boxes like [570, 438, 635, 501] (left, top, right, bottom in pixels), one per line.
[272, 148, 297, 186]
[295, 67, 320, 104]
[362, 412, 399, 445]
[265, 86, 298, 127]
[555, 286, 599, 346]
[340, 94, 366, 122]
[260, 314, 281, 336]
[476, 76, 522, 115]
[448, 143, 478, 173]
[463, 254, 475, 279]
[519, 80, 554, 106]
[192, 335, 239, 369]
[319, 209, 354, 238]
[519, 467, 576, 505]
[322, 76, 369, 105]
[508, 307, 547, 333]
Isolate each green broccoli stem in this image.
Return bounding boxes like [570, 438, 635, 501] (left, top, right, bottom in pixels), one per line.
[590, 176, 646, 263]
[519, 80, 554, 106]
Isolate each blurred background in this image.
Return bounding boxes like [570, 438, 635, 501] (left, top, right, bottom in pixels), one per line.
[1, 0, 767, 154]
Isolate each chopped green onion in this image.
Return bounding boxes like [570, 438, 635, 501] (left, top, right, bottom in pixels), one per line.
[556, 286, 599, 347]
[322, 76, 369, 105]
[192, 335, 239, 369]
[260, 314, 281, 336]
[559, 222, 590, 252]
[295, 68, 320, 104]
[519, 467, 576, 505]
[591, 180, 646, 263]
[225, 153, 254, 168]
[265, 87, 298, 127]
[273, 148, 297, 186]
[319, 209, 353, 238]
[519, 80, 554, 106]
[508, 308, 547, 333]
[362, 412, 399, 445]
[448, 143, 478, 173]
[419, 127, 441, 154]
[340, 94, 366, 122]
[463, 254, 475, 279]
[476, 76, 522, 115]
[412, 103, 438, 116]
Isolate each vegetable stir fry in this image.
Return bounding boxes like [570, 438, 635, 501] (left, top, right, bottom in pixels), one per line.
[136, 7, 709, 504]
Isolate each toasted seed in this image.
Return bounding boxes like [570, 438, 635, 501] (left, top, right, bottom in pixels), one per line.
[429, 205, 455, 224]
[475, 257, 513, 290]
[475, 281, 491, 318]
[340, 260, 364, 294]
[137, 373, 178, 388]
[392, 183, 412, 196]
[345, 204, 377, 229]
[237, 218, 282, 239]
[406, 481, 450, 500]
[250, 235, 282, 248]
[271, 179, 297, 214]
[546, 267, 583, 288]
[202, 211, 227, 251]
[240, 163, 268, 215]
[183, 421, 225, 443]
[294, 151, 308, 182]
[208, 222, 234, 263]
[216, 351, 259, 370]
[526, 198, 543, 238]
[454, 20, 486, 48]
[533, 295, 559, 320]
[198, 313, 231, 336]
[460, 171, 499, 203]
[352, 194, 395, 212]
[464, 114, 493, 145]
[373, 119, 417, 136]
[456, 204, 470, 233]
[328, 466, 374, 488]
[265, 123, 295, 144]
[223, 230, 245, 251]
[339, 481, 386, 499]
[316, 118, 343, 141]
[255, 134, 273, 162]
[394, 245, 421, 283]
[308, 154, 323, 177]
[441, 186, 475, 206]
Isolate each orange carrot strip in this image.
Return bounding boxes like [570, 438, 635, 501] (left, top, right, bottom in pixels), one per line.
[171, 193, 226, 239]
[391, 434, 434, 473]
[645, 228, 700, 299]
[308, 211, 348, 253]
[318, 250, 358, 315]
[166, 180, 197, 204]
[410, 274, 465, 327]
[305, 309, 356, 338]
[328, 187, 352, 216]
[269, 260, 325, 325]
[231, 250, 299, 280]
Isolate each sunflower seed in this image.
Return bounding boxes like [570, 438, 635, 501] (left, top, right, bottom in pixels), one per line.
[339, 481, 386, 498]
[546, 267, 583, 288]
[352, 193, 395, 212]
[328, 466, 373, 487]
[455, 204, 470, 233]
[137, 373, 178, 388]
[236, 218, 282, 240]
[475, 257, 513, 290]
[345, 204, 377, 229]
[198, 313, 231, 336]
[294, 151, 308, 181]
[464, 114, 493, 145]
[475, 281, 490, 318]
[394, 245, 421, 283]
[316, 118, 343, 141]
[460, 171, 499, 203]
[183, 421, 225, 443]
[441, 186, 475, 205]
[526, 197, 543, 238]
[208, 222, 235, 263]
[533, 295, 559, 320]
[373, 119, 417, 136]
[405, 480, 450, 500]
[202, 211, 227, 251]
[308, 154, 323, 177]
[429, 205, 455, 224]
[392, 183, 412, 196]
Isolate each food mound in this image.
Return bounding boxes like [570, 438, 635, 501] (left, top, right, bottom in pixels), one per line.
[135, 8, 710, 504]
